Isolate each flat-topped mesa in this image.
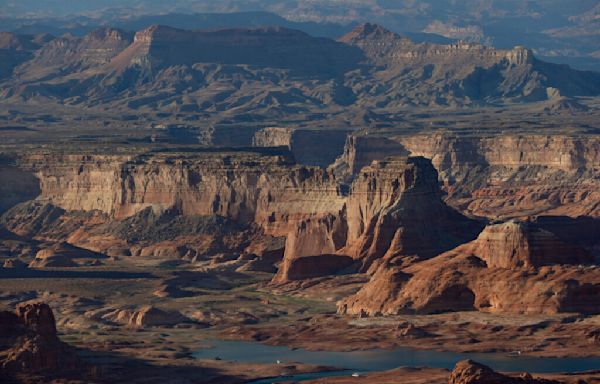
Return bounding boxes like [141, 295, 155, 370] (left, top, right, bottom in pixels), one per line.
[11, 148, 342, 235]
[397, 133, 600, 218]
[252, 128, 350, 167]
[134, 24, 308, 43]
[329, 134, 409, 182]
[111, 24, 362, 75]
[339, 219, 598, 316]
[274, 157, 483, 282]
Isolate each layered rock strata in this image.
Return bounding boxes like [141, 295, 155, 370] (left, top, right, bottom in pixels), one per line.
[333, 132, 600, 219]
[253, 128, 350, 167]
[2, 147, 480, 284]
[275, 157, 482, 281]
[1, 147, 345, 259]
[339, 220, 598, 316]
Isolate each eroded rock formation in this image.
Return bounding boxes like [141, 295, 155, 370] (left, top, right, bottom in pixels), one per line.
[448, 360, 561, 384]
[275, 157, 482, 282]
[0, 302, 81, 375]
[339, 220, 599, 316]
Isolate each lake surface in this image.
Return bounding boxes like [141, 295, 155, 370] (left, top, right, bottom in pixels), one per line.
[194, 340, 600, 383]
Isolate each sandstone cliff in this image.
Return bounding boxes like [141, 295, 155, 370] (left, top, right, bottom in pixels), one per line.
[2, 147, 345, 260]
[339, 220, 599, 316]
[275, 157, 483, 282]
[253, 127, 349, 167]
[333, 132, 600, 220]
[398, 133, 600, 219]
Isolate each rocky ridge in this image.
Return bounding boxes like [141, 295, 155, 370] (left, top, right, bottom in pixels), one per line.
[1, 23, 598, 110]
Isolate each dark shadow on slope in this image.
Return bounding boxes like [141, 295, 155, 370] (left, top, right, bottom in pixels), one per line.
[0, 269, 155, 279]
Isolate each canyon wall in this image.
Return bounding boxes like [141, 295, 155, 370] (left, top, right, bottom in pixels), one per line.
[398, 133, 600, 218]
[5, 147, 480, 283]
[2, 143, 598, 316]
[10, 148, 343, 237]
[333, 133, 600, 219]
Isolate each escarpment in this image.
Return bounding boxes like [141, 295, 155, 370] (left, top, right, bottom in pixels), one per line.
[253, 128, 350, 167]
[399, 133, 600, 218]
[14, 148, 342, 231]
[339, 220, 599, 316]
[2, 147, 481, 283]
[333, 132, 600, 219]
[0, 155, 41, 214]
[2, 144, 598, 317]
[2, 147, 345, 259]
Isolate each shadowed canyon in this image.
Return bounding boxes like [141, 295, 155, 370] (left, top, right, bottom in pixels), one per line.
[1, 5, 600, 384]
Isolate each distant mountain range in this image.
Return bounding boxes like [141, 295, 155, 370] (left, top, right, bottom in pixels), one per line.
[1, 22, 598, 117]
[1, 1, 598, 71]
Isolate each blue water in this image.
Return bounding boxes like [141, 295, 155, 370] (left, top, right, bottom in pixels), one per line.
[194, 340, 600, 383]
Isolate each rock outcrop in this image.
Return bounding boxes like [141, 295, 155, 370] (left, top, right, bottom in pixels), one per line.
[13, 27, 133, 81]
[339, 23, 600, 105]
[1, 147, 351, 263]
[3, 148, 483, 284]
[0, 303, 81, 375]
[112, 306, 188, 328]
[28, 242, 104, 268]
[339, 220, 599, 316]
[3, 258, 27, 268]
[341, 157, 482, 271]
[2, 23, 599, 112]
[448, 360, 561, 384]
[275, 157, 482, 282]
